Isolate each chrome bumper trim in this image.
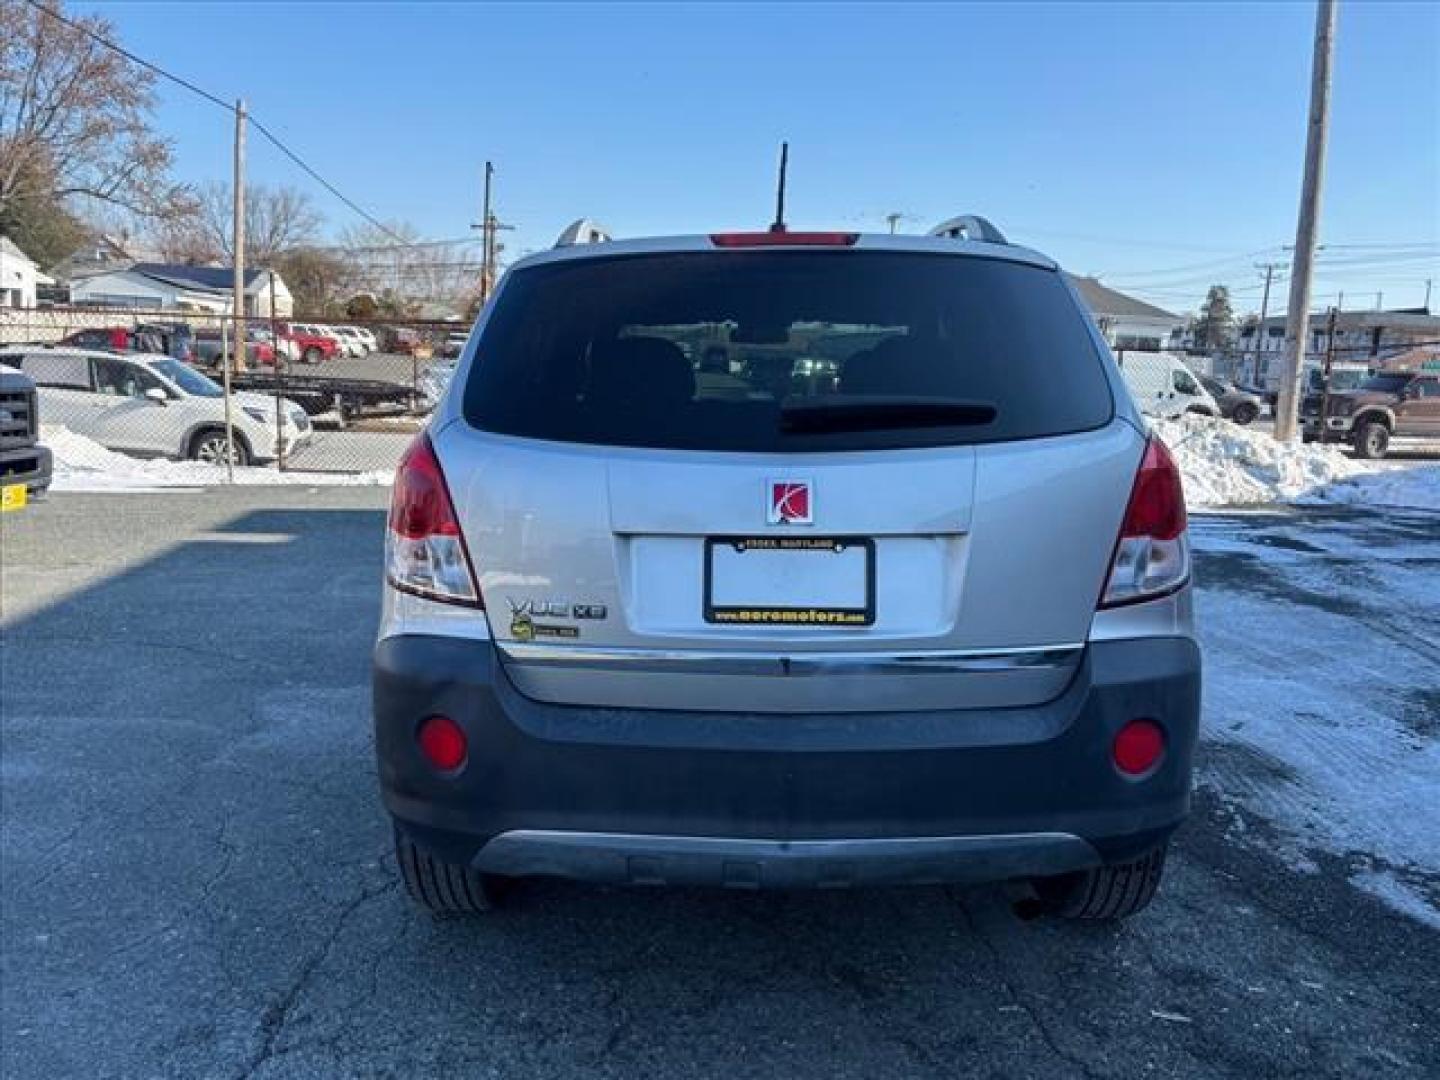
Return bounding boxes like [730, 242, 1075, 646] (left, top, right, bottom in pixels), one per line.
[497, 642, 1084, 677]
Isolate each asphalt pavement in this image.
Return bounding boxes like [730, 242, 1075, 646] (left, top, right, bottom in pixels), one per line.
[1, 490, 1436, 1079]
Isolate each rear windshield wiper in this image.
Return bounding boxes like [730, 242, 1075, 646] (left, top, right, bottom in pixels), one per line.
[779, 396, 998, 435]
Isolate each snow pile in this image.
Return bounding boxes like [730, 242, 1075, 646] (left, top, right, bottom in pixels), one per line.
[42, 425, 393, 492]
[1153, 414, 1371, 507]
[1154, 414, 1440, 510]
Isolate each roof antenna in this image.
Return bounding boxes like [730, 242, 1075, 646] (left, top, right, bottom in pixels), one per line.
[770, 141, 789, 233]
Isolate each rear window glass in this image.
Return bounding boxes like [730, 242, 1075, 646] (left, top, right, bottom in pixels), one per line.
[463, 251, 1113, 452]
[14, 353, 92, 389]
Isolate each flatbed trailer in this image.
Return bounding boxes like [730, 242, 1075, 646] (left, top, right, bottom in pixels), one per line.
[205, 368, 422, 426]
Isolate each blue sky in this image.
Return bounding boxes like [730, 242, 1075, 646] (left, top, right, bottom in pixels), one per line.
[79, 1, 1439, 315]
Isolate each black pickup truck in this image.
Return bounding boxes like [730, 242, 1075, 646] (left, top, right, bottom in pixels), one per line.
[0, 361, 53, 509]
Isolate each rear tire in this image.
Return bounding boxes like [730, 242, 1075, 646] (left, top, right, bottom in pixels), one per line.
[1032, 844, 1168, 921]
[1352, 420, 1390, 460]
[189, 428, 250, 466]
[303, 345, 321, 364]
[394, 827, 502, 914]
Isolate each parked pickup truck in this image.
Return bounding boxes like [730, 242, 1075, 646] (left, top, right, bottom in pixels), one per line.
[275, 322, 340, 364]
[0, 362, 54, 510]
[60, 324, 195, 364]
[1304, 370, 1440, 457]
[192, 331, 277, 368]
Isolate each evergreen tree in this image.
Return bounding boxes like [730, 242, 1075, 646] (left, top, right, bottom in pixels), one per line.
[1193, 285, 1236, 350]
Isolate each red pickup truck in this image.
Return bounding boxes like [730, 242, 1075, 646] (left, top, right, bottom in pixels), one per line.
[276, 323, 339, 364]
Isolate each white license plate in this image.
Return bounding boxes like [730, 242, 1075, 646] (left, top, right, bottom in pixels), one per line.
[705, 536, 874, 627]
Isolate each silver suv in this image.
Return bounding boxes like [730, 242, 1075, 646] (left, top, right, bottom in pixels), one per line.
[374, 220, 1199, 921]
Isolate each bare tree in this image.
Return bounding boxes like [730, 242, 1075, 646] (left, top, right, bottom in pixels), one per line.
[271, 246, 353, 315]
[339, 221, 482, 313]
[0, 1, 191, 225]
[180, 181, 323, 265]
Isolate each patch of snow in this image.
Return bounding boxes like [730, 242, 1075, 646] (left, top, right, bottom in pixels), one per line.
[1155, 415, 1368, 506]
[42, 425, 392, 492]
[1349, 870, 1440, 932]
[1301, 466, 1440, 512]
[1153, 414, 1440, 510]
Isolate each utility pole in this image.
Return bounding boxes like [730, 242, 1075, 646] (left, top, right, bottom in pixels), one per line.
[1317, 306, 1338, 444]
[1252, 263, 1277, 385]
[233, 98, 248, 376]
[270, 272, 285, 471]
[1274, 0, 1336, 443]
[477, 161, 494, 303]
[885, 212, 902, 235]
[1425, 278, 1433, 311]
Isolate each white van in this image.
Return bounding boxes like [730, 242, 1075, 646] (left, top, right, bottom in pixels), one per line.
[1, 347, 312, 466]
[1116, 352, 1220, 419]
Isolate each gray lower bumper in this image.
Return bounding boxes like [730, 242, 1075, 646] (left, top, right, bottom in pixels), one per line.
[0, 443, 53, 494]
[377, 635, 1200, 886]
[475, 830, 1100, 888]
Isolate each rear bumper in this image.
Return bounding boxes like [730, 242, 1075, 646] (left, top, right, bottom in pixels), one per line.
[374, 635, 1201, 887]
[0, 443, 53, 494]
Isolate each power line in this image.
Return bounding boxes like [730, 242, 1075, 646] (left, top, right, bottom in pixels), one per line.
[21, 0, 414, 249]
[245, 116, 409, 246]
[1098, 246, 1287, 282]
[1008, 225, 1245, 254]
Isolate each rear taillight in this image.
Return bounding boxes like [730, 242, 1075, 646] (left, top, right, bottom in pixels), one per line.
[1100, 436, 1189, 608]
[710, 231, 859, 248]
[386, 435, 481, 607]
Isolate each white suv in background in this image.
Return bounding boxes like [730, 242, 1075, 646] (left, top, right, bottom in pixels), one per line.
[327, 326, 368, 357]
[349, 326, 380, 353]
[1, 347, 312, 466]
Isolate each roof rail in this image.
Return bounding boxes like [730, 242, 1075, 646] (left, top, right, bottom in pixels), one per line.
[554, 218, 612, 248]
[928, 215, 1009, 245]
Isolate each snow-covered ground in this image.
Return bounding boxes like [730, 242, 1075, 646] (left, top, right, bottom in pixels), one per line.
[1154, 413, 1440, 511]
[42, 425, 393, 492]
[1192, 510, 1440, 929]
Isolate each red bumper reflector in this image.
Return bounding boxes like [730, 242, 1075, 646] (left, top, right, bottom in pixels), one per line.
[710, 231, 859, 248]
[1113, 719, 1165, 776]
[417, 715, 467, 771]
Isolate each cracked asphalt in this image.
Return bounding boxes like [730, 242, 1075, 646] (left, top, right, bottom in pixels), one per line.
[2, 490, 1436, 1079]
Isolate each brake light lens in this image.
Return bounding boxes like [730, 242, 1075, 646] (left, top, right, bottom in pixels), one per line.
[710, 231, 859, 248]
[1113, 719, 1165, 776]
[417, 715, 467, 772]
[386, 434, 481, 606]
[1100, 436, 1189, 608]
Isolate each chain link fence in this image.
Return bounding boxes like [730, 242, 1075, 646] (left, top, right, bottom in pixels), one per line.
[0, 305, 469, 477]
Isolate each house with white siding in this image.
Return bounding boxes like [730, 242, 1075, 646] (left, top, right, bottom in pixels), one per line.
[1066, 275, 1185, 352]
[0, 237, 52, 308]
[68, 263, 293, 317]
